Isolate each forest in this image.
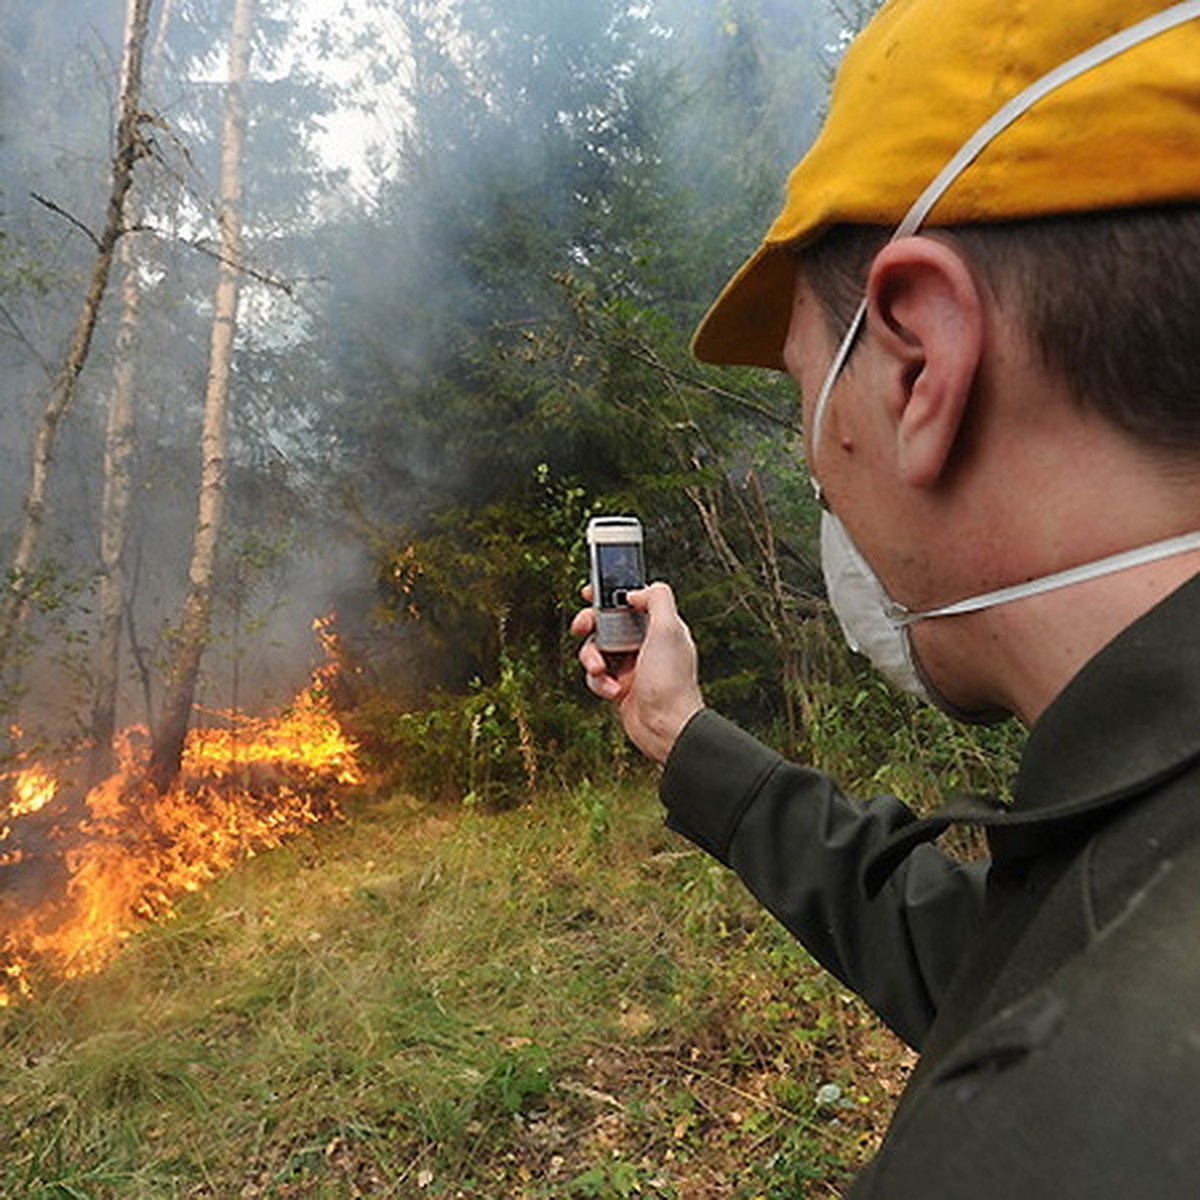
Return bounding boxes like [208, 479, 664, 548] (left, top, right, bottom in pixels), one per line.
[0, 1, 1021, 1195]
[0, 0, 845, 772]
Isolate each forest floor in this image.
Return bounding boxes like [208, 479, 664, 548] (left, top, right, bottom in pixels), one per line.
[0, 777, 913, 1198]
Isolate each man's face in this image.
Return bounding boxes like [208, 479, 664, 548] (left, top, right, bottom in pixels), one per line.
[781, 262, 972, 707]
[781, 258, 953, 611]
[781, 268, 897, 574]
[780, 259, 1012, 719]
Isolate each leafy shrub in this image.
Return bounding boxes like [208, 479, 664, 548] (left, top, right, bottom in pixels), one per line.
[348, 645, 635, 807]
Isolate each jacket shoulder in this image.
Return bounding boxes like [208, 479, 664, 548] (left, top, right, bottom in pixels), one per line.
[860, 838, 1200, 1198]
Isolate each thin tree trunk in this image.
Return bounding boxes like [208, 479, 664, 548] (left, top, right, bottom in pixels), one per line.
[0, 0, 155, 673]
[148, 0, 254, 793]
[89, 237, 140, 784]
[89, 0, 175, 784]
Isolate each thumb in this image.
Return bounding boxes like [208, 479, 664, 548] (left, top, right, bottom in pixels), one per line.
[628, 580, 678, 619]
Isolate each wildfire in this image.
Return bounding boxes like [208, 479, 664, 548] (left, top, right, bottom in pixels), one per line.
[0, 620, 363, 1006]
[8, 764, 58, 818]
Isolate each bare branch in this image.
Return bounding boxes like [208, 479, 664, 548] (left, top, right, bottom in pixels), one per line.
[623, 343, 797, 432]
[29, 193, 103, 250]
[183, 237, 297, 297]
[1, 0, 156, 669]
[0, 303, 55, 379]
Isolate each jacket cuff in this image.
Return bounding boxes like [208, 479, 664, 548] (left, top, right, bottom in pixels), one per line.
[659, 708, 785, 865]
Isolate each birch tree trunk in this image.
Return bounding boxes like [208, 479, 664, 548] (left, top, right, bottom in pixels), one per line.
[0, 0, 154, 677]
[89, 0, 176, 784]
[148, 0, 254, 792]
[88, 237, 140, 784]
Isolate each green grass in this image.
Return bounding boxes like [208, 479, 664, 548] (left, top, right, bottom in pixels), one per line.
[0, 778, 912, 1198]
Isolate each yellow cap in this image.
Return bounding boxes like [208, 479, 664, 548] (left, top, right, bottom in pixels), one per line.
[692, 0, 1200, 369]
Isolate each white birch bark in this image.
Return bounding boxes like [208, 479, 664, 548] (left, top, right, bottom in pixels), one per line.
[89, 237, 140, 782]
[89, 0, 176, 782]
[0, 0, 155, 674]
[149, 0, 255, 791]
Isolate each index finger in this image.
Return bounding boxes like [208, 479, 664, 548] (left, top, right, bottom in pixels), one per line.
[570, 604, 596, 638]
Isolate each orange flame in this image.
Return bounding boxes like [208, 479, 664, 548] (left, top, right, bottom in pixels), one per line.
[8, 765, 58, 817]
[0, 619, 363, 1006]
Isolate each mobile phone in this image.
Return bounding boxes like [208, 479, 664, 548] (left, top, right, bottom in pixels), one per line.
[587, 515, 647, 652]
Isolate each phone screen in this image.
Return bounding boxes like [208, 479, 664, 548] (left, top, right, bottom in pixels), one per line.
[596, 541, 645, 609]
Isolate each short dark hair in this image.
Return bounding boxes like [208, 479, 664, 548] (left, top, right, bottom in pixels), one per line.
[799, 205, 1200, 457]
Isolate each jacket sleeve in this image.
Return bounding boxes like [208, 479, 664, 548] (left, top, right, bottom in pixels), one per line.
[659, 708, 989, 1049]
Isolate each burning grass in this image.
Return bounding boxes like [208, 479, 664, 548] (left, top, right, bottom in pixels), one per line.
[0, 670, 363, 1006]
[0, 779, 909, 1197]
[0, 665, 1016, 1194]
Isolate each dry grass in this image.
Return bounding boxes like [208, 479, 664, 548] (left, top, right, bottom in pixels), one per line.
[0, 778, 913, 1198]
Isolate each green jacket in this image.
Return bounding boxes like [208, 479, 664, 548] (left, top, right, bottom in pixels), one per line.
[661, 573, 1200, 1197]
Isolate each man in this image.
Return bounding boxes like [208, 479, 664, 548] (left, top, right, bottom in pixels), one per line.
[574, 0, 1200, 1194]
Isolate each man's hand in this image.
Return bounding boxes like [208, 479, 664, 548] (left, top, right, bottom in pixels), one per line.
[571, 581, 704, 765]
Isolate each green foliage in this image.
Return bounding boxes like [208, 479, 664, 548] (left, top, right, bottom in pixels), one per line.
[350, 635, 631, 807]
[480, 1041, 553, 1117]
[316, 0, 842, 748]
[374, 465, 592, 683]
[0, 559, 96, 739]
[801, 659, 1024, 812]
[351, 460, 640, 806]
[567, 1156, 663, 1198]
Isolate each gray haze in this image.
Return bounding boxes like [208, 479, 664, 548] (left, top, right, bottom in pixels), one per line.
[0, 0, 850, 747]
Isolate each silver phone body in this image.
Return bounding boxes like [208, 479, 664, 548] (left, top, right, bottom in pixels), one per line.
[587, 516, 647, 652]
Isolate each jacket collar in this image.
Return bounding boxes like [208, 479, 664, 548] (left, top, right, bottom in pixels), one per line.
[1014, 568, 1200, 817]
[864, 570, 1200, 895]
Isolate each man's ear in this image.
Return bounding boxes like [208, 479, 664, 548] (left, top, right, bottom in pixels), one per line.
[864, 235, 985, 488]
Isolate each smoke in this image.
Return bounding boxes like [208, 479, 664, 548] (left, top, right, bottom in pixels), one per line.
[0, 0, 851, 744]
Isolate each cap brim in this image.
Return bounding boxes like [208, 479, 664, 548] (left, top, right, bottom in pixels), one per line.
[690, 243, 797, 370]
[691, 3, 1200, 373]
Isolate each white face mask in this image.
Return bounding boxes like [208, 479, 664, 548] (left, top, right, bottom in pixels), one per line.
[820, 508, 1200, 718]
[819, 511, 929, 702]
[807, 2, 1200, 717]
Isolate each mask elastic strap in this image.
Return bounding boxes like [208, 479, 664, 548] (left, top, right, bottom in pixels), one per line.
[808, 0, 1200, 466]
[887, 529, 1200, 627]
